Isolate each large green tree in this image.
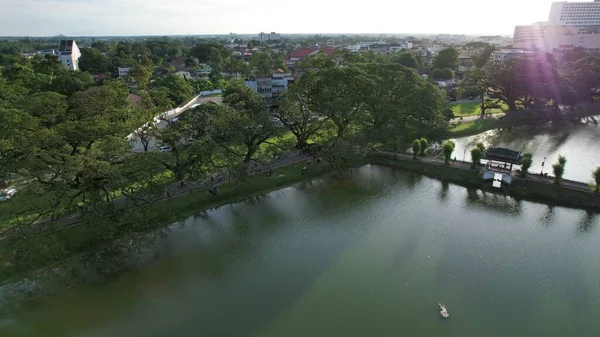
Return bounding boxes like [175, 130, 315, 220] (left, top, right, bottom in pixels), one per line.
[211, 82, 277, 162]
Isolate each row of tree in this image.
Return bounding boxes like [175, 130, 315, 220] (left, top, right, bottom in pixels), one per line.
[460, 47, 600, 117]
[0, 55, 450, 277]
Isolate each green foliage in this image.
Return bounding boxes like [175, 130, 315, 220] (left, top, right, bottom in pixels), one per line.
[152, 74, 194, 105]
[79, 48, 111, 74]
[552, 155, 567, 184]
[476, 142, 486, 153]
[432, 47, 459, 70]
[593, 166, 600, 192]
[412, 140, 421, 159]
[249, 52, 273, 74]
[419, 138, 428, 156]
[520, 153, 533, 177]
[129, 64, 151, 88]
[470, 147, 483, 168]
[391, 51, 423, 69]
[431, 68, 453, 80]
[442, 141, 456, 165]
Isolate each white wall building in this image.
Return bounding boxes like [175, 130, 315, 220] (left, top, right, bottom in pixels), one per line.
[118, 67, 130, 77]
[244, 72, 294, 107]
[57, 40, 81, 70]
[514, 1, 600, 52]
[513, 22, 547, 50]
[258, 32, 281, 42]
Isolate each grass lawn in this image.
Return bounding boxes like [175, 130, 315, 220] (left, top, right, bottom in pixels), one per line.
[452, 101, 507, 117]
[450, 119, 501, 138]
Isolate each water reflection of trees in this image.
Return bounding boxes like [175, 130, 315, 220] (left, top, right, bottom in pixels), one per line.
[539, 205, 555, 227]
[438, 180, 449, 202]
[464, 187, 522, 216]
[577, 211, 597, 233]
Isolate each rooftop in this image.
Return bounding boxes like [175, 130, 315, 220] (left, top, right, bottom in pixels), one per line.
[484, 147, 522, 164]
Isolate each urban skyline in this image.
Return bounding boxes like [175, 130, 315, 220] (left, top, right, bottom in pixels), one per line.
[2, 0, 560, 37]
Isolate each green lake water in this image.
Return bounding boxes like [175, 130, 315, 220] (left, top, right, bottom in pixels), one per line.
[1, 165, 600, 337]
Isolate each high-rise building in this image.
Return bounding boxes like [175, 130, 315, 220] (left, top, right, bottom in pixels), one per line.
[258, 32, 281, 42]
[514, 1, 600, 52]
[545, 0, 600, 52]
[57, 40, 81, 70]
[512, 22, 547, 50]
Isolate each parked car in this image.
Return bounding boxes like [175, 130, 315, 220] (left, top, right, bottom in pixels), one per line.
[0, 188, 17, 201]
[159, 146, 173, 152]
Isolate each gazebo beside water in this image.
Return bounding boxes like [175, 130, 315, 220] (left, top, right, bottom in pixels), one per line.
[482, 147, 522, 188]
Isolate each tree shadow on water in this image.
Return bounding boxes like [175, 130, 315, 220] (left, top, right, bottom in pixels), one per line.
[576, 211, 597, 233]
[539, 205, 556, 227]
[438, 180, 449, 202]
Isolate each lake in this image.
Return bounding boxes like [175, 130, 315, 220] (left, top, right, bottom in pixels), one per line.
[1, 165, 600, 337]
[452, 120, 600, 182]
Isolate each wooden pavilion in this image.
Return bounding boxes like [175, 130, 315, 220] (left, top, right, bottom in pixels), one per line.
[483, 148, 522, 188]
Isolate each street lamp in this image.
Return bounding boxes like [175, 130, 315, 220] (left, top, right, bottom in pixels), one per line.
[541, 157, 547, 175]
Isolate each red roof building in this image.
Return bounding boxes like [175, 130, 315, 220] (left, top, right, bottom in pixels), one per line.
[129, 94, 142, 107]
[285, 48, 338, 60]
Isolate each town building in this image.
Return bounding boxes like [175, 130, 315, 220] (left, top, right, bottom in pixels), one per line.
[118, 67, 131, 77]
[57, 40, 81, 70]
[436, 34, 467, 45]
[512, 22, 547, 50]
[513, 1, 600, 52]
[284, 47, 337, 69]
[258, 32, 281, 42]
[244, 71, 295, 108]
[174, 71, 191, 79]
[492, 49, 541, 62]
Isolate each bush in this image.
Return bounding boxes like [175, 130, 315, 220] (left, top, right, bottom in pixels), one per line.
[470, 147, 483, 168]
[442, 141, 455, 165]
[412, 140, 421, 160]
[520, 153, 533, 177]
[552, 163, 565, 184]
[552, 155, 567, 184]
[419, 138, 428, 156]
[476, 142, 486, 153]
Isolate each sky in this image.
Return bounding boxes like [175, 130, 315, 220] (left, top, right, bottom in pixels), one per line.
[0, 0, 559, 37]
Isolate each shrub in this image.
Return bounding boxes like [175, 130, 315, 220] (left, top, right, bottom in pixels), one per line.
[476, 142, 486, 153]
[552, 155, 567, 185]
[412, 140, 421, 160]
[520, 153, 533, 177]
[593, 166, 600, 192]
[442, 141, 456, 165]
[419, 138, 428, 156]
[470, 147, 483, 168]
[552, 163, 565, 184]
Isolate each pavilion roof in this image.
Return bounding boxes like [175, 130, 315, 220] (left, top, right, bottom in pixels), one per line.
[484, 147, 522, 164]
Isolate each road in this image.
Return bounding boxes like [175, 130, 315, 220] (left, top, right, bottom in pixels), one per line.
[129, 95, 223, 153]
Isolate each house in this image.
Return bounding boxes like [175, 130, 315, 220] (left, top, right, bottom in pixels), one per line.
[57, 40, 81, 70]
[284, 47, 338, 69]
[174, 71, 191, 79]
[118, 67, 131, 77]
[92, 73, 110, 82]
[129, 94, 142, 107]
[244, 71, 294, 108]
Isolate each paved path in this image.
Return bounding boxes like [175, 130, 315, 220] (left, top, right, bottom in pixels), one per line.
[450, 112, 505, 124]
[129, 95, 223, 153]
[378, 151, 593, 191]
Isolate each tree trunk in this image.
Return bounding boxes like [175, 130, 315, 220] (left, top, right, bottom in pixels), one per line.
[243, 146, 258, 163]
